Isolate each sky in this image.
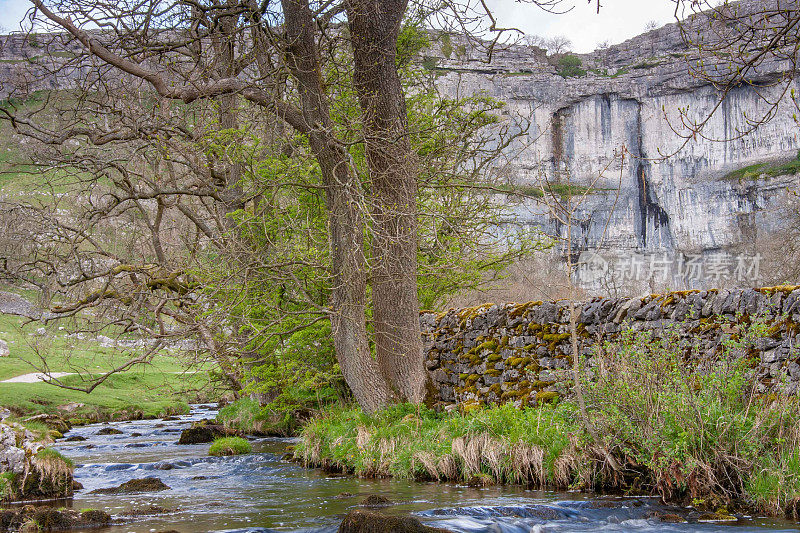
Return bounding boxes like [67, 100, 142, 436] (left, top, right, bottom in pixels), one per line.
[0, 0, 682, 53]
[484, 0, 681, 52]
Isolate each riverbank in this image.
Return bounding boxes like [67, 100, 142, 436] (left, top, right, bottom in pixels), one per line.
[294, 326, 800, 521]
[36, 405, 800, 532]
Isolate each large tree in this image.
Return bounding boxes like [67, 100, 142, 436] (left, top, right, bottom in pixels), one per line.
[3, 0, 551, 410]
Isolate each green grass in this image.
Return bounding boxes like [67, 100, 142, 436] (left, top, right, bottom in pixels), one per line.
[589, 68, 629, 78]
[209, 436, 252, 456]
[36, 448, 74, 468]
[725, 152, 800, 181]
[0, 312, 215, 421]
[296, 402, 577, 484]
[631, 58, 662, 70]
[0, 472, 17, 500]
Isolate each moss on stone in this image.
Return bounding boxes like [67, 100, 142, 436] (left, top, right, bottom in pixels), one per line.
[457, 304, 493, 326]
[487, 353, 502, 362]
[536, 391, 560, 404]
[527, 322, 544, 334]
[756, 285, 800, 296]
[509, 301, 543, 318]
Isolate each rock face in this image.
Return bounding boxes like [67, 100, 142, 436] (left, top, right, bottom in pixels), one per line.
[422, 286, 800, 407]
[425, 0, 800, 287]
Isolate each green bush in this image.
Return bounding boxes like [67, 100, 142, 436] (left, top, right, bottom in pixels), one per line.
[583, 320, 800, 514]
[209, 437, 252, 457]
[556, 55, 586, 78]
[217, 388, 340, 437]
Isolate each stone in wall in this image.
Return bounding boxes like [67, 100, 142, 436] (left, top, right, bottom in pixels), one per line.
[422, 286, 800, 408]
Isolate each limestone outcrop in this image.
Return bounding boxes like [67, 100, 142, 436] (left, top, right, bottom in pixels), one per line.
[0, 417, 74, 501]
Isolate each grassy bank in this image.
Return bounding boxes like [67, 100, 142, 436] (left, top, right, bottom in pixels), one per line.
[217, 387, 342, 436]
[0, 313, 215, 422]
[296, 324, 800, 518]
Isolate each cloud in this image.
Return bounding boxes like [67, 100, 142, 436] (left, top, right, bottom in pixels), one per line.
[484, 0, 680, 52]
[0, 0, 33, 33]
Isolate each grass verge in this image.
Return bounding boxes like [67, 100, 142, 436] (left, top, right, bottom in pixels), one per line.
[725, 151, 800, 181]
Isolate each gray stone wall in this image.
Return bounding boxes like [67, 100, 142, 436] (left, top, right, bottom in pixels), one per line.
[422, 287, 800, 408]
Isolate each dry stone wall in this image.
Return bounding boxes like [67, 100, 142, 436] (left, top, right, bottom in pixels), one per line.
[421, 286, 800, 408]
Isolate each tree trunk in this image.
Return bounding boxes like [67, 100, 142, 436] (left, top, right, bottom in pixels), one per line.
[282, 0, 393, 412]
[346, 0, 426, 403]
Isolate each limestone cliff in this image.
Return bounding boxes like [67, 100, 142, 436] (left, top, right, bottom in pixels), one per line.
[427, 0, 800, 288]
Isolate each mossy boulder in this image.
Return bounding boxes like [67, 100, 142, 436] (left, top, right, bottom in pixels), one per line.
[23, 414, 70, 434]
[339, 509, 451, 533]
[178, 421, 242, 444]
[360, 495, 392, 507]
[96, 427, 123, 436]
[0, 507, 110, 531]
[91, 476, 170, 494]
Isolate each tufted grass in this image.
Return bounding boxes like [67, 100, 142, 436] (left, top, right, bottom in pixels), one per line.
[209, 437, 252, 456]
[296, 402, 580, 486]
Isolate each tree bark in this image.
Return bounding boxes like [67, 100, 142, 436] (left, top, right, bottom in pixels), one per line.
[346, 0, 426, 403]
[282, 0, 393, 412]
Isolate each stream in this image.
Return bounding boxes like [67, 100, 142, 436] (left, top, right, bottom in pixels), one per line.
[49, 405, 800, 533]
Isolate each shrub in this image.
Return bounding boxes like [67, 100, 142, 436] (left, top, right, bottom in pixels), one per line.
[583, 320, 800, 513]
[209, 437, 252, 457]
[217, 389, 337, 436]
[556, 55, 586, 78]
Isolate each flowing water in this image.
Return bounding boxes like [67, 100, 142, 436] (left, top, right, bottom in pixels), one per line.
[50, 405, 800, 533]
